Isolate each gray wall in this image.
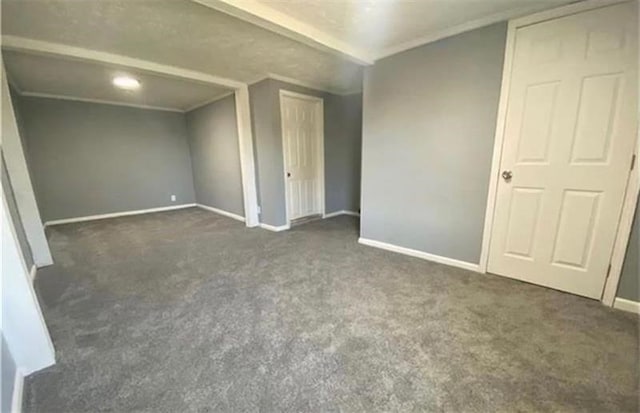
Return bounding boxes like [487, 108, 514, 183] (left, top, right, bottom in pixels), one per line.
[8, 88, 36, 268]
[186, 95, 244, 216]
[617, 198, 639, 301]
[248, 79, 275, 224]
[324, 93, 362, 214]
[1, 153, 33, 269]
[19, 96, 196, 222]
[2, 334, 17, 413]
[10, 87, 37, 198]
[249, 78, 363, 226]
[360, 23, 507, 264]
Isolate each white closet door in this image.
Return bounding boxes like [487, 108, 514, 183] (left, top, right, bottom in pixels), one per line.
[281, 93, 323, 221]
[488, 2, 638, 298]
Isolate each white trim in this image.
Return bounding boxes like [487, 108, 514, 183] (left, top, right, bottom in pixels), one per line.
[191, 0, 373, 65]
[20, 91, 183, 113]
[249, 73, 361, 96]
[323, 210, 360, 219]
[43, 204, 196, 227]
[184, 91, 235, 113]
[602, 137, 639, 305]
[613, 297, 640, 314]
[29, 264, 37, 282]
[478, 17, 518, 274]
[1, 37, 261, 230]
[234, 86, 260, 227]
[1, 36, 244, 89]
[259, 223, 290, 232]
[279, 90, 325, 226]
[1, 180, 55, 373]
[358, 238, 481, 273]
[196, 203, 245, 222]
[373, 1, 626, 60]
[11, 368, 24, 413]
[2, 65, 53, 267]
[602, 148, 640, 306]
[478, 0, 638, 306]
[375, 4, 548, 60]
[507, 0, 628, 27]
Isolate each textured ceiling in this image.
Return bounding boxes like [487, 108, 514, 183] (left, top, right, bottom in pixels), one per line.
[3, 50, 233, 111]
[1, 0, 363, 93]
[254, 0, 576, 56]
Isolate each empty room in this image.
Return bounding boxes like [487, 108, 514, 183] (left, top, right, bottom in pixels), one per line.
[1, 0, 638, 412]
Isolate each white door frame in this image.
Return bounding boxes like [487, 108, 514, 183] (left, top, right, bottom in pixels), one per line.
[478, 0, 639, 306]
[1, 36, 261, 228]
[279, 89, 325, 225]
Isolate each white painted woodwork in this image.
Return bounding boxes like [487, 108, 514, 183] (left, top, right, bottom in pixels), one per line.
[487, 2, 638, 298]
[1, 160, 56, 375]
[280, 92, 324, 222]
[4, 49, 233, 112]
[1, 64, 53, 267]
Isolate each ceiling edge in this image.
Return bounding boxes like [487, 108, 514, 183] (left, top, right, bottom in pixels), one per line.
[249, 73, 362, 96]
[191, 0, 374, 66]
[373, 3, 563, 60]
[1, 36, 245, 90]
[19, 91, 185, 113]
[184, 91, 235, 112]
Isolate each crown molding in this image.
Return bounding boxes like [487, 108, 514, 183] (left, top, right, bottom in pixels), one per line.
[20, 91, 184, 113]
[184, 91, 235, 112]
[374, 3, 569, 60]
[191, 0, 374, 66]
[1, 36, 245, 89]
[249, 73, 362, 96]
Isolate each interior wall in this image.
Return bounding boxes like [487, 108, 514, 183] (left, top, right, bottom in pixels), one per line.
[249, 78, 363, 227]
[10, 86, 38, 199]
[1, 170, 55, 375]
[2, 69, 52, 266]
[617, 197, 639, 301]
[360, 23, 507, 264]
[18, 96, 196, 222]
[1, 334, 17, 413]
[186, 94, 244, 217]
[2, 153, 33, 269]
[324, 93, 362, 214]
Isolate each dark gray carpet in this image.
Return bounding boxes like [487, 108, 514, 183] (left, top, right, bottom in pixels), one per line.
[25, 207, 639, 412]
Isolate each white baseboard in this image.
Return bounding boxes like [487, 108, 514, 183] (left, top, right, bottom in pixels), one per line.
[11, 368, 24, 413]
[613, 297, 640, 314]
[358, 237, 481, 273]
[323, 210, 360, 218]
[43, 204, 196, 227]
[259, 223, 290, 232]
[196, 204, 245, 222]
[29, 265, 37, 282]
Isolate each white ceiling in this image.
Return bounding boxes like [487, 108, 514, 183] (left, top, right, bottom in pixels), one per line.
[250, 0, 577, 58]
[1, 0, 363, 94]
[3, 50, 233, 112]
[1, 0, 577, 94]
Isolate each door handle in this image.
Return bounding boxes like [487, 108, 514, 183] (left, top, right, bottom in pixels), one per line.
[287, 172, 291, 178]
[501, 170, 513, 182]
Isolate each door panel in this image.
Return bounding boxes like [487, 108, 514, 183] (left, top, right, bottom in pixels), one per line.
[504, 187, 544, 259]
[488, 2, 638, 298]
[281, 93, 323, 221]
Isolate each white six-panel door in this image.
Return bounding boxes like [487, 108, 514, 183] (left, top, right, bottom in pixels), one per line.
[488, 2, 638, 298]
[280, 91, 324, 221]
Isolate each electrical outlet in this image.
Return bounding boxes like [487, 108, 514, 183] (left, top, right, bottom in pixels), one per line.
[171, 195, 176, 202]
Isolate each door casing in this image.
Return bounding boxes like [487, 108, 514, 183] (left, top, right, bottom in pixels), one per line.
[478, 0, 639, 305]
[279, 89, 325, 225]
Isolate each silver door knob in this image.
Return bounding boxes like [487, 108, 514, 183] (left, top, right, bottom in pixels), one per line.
[502, 170, 513, 182]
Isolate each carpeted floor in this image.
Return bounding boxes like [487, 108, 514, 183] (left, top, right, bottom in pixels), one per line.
[25, 207, 639, 412]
